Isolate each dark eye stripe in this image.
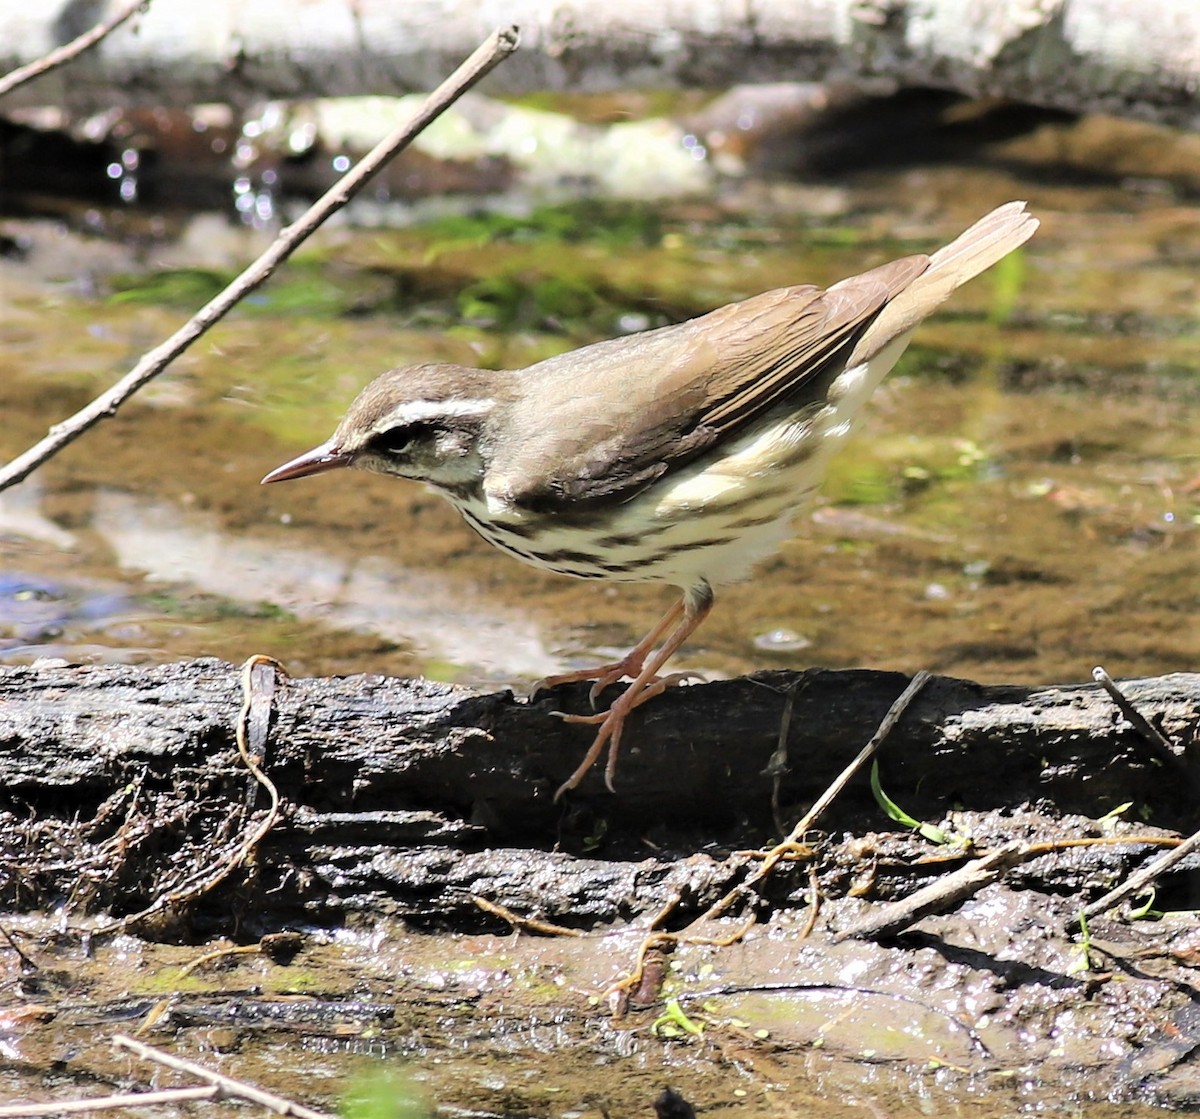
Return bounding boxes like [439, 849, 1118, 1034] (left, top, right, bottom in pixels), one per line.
[366, 422, 438, 456]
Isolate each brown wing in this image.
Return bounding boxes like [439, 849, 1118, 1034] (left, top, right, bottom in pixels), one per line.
[485, 256, 929, 514]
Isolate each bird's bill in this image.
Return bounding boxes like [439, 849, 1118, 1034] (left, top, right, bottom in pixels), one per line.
[261, 440, 354, 484]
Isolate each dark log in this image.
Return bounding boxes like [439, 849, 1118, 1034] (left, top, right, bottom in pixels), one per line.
[1, 659, 1196, 927]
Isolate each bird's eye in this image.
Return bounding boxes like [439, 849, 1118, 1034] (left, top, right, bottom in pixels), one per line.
[367, 422, 435, 457]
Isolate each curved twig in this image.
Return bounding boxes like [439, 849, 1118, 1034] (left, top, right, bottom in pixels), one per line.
[0, 0, 149, 101]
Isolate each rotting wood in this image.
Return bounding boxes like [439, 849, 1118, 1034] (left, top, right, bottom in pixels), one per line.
[0, 659, 1196, 930]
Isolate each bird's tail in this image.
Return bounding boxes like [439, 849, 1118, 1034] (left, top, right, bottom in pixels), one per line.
[850, 201, 1039, 365]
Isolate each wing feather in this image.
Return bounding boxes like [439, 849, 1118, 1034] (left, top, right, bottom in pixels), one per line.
[485, 257, 929, 514]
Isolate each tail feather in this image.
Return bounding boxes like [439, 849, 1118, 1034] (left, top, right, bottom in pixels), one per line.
[849, 201, 1038, 365]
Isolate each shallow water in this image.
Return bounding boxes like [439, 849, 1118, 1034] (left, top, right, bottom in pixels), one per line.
[1, 164, 1196, 692]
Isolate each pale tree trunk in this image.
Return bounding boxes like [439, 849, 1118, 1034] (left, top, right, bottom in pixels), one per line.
[0, 0, 1196, 130]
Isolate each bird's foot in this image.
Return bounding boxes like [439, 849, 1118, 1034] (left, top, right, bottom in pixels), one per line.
[551, 671, 700, 800]
[531, 651, 647, 708]
[532, 600, 689, 707]
[553, 671, 703, 725]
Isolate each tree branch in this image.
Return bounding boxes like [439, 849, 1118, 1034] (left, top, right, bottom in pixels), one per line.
[0, 25, 520, 495]
[0, 0, 149, 101]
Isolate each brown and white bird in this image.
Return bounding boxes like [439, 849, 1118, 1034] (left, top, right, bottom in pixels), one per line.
[263, 201, 1038, 799]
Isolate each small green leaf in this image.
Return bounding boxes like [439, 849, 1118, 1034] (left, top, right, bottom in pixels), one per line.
[651, 998, 704, 1038]
[870, 760, 948, 844]
[1097, 802, 1133, 823]
[1128, 889, 1158, 920]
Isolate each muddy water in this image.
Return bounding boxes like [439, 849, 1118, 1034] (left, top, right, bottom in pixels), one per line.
[1, 911, 1188, 1119]
[1, 171, 1197, 690]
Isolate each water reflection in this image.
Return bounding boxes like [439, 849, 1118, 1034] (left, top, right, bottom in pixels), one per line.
[0, 476, 76, 550]
[89, 489, 560, 679]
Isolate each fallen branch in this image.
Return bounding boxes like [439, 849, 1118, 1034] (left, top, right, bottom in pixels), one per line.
[0, 1087, 215, 1117]
[0, 660, 1195, 928]
[1, 1, 1197, 129]
[113, 1035, 334, 1119]
[832, 841, 1027, 942]
[1078, 824, 1200, 925]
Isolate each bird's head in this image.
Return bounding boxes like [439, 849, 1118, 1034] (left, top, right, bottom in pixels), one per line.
[262, 364, 500, 492]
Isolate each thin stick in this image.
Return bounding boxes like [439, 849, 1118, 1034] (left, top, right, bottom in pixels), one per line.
[0, 1087, 215, 1117]
[785, 670, 933, 842]
[1092, 666, 1184, 772]
[1076, 822, 1200, 925]
[0, 922, 37, 970]
[472, 894, 585, 937]
[832, 841, 1027, 942]
[113, 1035, 335, 1119]
[765, 678, 801, 837]
[699, 671, 932, 922]
[0, 0, 149, 101]
[0, 24, 520, 494]
[176, 941, 264, 979]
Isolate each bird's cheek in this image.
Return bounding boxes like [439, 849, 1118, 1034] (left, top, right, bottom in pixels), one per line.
[435, 430, 465, 457]
[355, 453, 399, 477]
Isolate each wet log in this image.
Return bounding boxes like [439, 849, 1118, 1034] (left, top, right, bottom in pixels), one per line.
[0, 658, 1196, 928]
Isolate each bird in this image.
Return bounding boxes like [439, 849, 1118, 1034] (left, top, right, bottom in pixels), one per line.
[263, 201, 1038, 800]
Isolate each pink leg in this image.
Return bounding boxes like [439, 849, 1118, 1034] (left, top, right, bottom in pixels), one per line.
[533, 598, 686, 707]
[553, 584, 714, 800]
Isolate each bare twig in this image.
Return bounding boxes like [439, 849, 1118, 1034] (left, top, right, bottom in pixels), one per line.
[699, 671, 932, 923]
[765, 677, 802, 837]
[1076, 823, 1200, 926]
[0, 24, 520, 494]
[0, 1086, 215, 1117]
[798, 863, 821, 939]
[1092, 666, 1187, 775]
[832, 841, 1028, 942]
[472, 895, 585, 937]
[176, 941, 263, 979]
[785, 670, 932, 841]
[229, 654, 284, 861]
[0, 0, 149, 101]
[0, 923, 37, 970]
[113, 1034, 334, 1119]
[87, 654, 285, 935]
[604, 912, 758, 1004]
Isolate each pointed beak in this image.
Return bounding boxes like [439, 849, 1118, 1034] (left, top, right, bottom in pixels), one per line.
[261, 440, 354, 484]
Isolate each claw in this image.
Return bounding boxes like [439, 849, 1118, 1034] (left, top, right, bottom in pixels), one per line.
[551, 590, 714, 799]
[532, 599, 689, 708]
[587, 669, 629, 709]
[550, 708, 607, 726]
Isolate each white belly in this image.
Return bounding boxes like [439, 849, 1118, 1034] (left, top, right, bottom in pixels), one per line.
[457, 340, 911, 590]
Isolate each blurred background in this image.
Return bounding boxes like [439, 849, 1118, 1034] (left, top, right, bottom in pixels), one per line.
[1, 11, 1197, 694]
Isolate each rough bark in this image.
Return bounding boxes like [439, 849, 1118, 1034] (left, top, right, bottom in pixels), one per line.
[0, 1, 1197, 130]
[1, 658, 1196, 928]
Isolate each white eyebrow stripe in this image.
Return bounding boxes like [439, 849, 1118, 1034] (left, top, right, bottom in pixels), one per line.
[369, 398, 494, 434]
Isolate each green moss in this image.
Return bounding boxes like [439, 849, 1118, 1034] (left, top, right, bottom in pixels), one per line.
[107, 268, 230, 306]
[342, 1068, 430, 1119]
